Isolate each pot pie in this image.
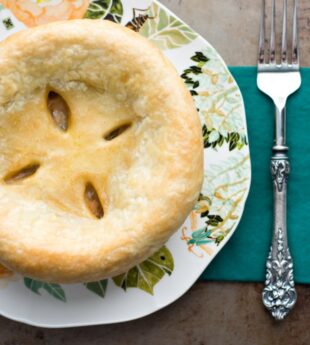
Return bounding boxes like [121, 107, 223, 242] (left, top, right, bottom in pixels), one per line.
[0, 20, 203, 283]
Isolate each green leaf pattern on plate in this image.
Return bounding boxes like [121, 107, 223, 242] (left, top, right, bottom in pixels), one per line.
[181, 47, 250, 255]
[139, 3, 198, 50]
[184, 152, 250, 256]
[204, 153, 250, 233]
[85, 0, 123, 23]
[112, 246, 174, 295]
[84, 280, 108, 298]
[24, 278, 66, 302]
[181, 49, 248, 150]
[188, 194, 226, 247]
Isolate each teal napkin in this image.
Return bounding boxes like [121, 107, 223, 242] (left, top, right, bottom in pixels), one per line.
[200, 67, 310, 284]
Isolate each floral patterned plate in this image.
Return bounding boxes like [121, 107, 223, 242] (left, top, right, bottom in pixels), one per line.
[0, 0, 251, 328]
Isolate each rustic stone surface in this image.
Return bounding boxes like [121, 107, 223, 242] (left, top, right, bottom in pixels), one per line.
[1, 1, 310, 344]
[0, 283, 309, 345]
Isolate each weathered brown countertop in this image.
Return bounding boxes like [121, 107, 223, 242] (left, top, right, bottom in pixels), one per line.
[0, 1, 309, 344]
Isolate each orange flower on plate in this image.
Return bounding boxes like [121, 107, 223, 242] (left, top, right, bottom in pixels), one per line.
[0, 0, 90, 27]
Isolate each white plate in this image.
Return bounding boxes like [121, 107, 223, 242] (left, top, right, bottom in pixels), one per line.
[0, 0, 251, 328]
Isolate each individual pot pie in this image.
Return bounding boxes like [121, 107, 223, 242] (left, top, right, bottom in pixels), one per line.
[0, 20, 203, 283]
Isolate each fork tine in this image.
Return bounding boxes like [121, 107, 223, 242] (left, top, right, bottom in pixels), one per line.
[258, 0, 266, 64]
[292, 0, 299, 65]
[270, 0, 276, 64]
[281, 0, 288, 63]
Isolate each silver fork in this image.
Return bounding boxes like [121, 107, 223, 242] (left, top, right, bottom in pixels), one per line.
[257, 0, 301, 320]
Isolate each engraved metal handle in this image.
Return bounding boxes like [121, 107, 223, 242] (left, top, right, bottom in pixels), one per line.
[262, 106, 297, 320]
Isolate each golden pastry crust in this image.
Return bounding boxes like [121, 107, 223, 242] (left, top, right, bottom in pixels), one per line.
[0, 20, 203, 283]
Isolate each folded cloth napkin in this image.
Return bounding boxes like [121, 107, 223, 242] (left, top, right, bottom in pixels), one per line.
[201, 67, 310, 284]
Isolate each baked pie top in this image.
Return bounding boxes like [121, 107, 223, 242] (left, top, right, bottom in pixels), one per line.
[0, 20, 203, 283]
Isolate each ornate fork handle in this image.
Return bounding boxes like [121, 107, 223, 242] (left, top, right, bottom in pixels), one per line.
[258, 0, 300, 321]
[262, 145, 297, 320]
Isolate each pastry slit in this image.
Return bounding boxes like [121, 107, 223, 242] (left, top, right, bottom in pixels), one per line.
[4, 163, 40, 183]
[84, 182, 104, 219]
[47, 91, 70, 131]
[104, 123, 131, 141]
